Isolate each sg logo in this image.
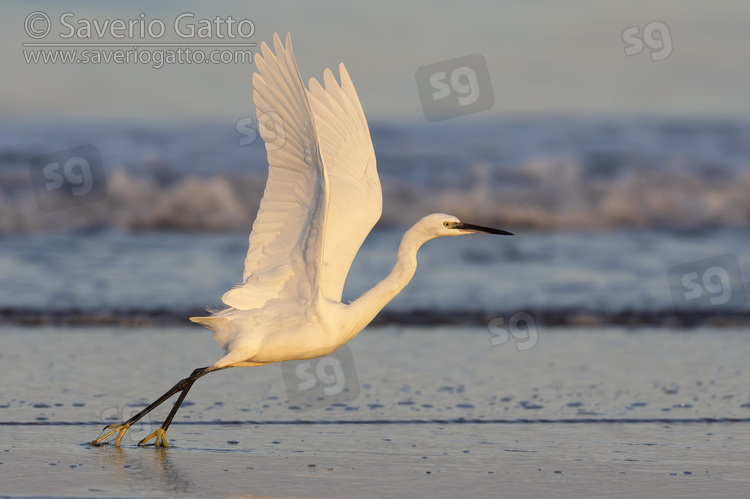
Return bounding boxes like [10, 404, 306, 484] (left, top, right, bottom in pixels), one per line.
[280, 344, 360, 411]
[487, 312, 539, 352]
[415, 54, 494, 122]
[668, 254, 746, 311]
[430, 66, 482, 107]
[622, 21, 673, 61]
[28, 144, 107, 212]
[236, 111, 286, 151]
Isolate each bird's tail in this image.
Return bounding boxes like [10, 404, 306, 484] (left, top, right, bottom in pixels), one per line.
[190, 316, 235, 351]
[189, 316, 228, 331]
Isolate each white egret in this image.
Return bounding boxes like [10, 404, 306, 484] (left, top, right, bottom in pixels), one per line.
[92, 33, 512, 447]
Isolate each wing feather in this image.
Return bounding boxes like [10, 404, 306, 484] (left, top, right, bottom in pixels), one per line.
[307, 64, 381, 301]
[219, 33, 380, 313]
[222, 33, 325, 311]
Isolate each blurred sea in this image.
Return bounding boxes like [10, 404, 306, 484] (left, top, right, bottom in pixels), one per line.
[1, 117, 749, 324]
[2, 119, 750, 498]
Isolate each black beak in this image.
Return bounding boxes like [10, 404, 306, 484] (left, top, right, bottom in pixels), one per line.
[454, 222, 514, 236]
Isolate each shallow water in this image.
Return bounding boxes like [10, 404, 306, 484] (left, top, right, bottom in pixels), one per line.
[1, 325, 749, 497]
[3, 423, 749, 498]
[2, 228, 749, 318]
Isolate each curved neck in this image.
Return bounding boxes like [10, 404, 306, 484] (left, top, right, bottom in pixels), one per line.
[344, 226, 432, 336]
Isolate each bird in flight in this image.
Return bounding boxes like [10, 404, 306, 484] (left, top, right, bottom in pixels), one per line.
[92, 33, 512, 447]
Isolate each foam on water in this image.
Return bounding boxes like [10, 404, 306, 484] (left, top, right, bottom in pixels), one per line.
[2, 117, 750, 233]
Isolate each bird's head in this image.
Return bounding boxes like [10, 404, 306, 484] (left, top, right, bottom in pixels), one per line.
[415, 213, 514, 239]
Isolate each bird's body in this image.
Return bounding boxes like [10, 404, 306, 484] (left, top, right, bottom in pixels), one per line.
[92, 33, 512, 448]
[191, 31, 381, 369]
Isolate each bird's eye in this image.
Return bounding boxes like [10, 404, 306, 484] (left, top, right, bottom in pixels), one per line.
[443, 221, 451, 227]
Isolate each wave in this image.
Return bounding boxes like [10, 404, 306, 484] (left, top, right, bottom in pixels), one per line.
[2, 118, 750, 233]
[2, 161, 750, 233]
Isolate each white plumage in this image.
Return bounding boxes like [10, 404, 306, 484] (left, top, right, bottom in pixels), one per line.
[93, 33, 512, 448]
[191, 33, 382, 367]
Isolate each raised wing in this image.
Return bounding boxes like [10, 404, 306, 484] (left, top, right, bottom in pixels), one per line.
[221, 33, 380, 312]
[307, 64, 381, 302]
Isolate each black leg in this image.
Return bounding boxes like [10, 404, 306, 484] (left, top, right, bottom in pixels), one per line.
[160, 380, 196, 433]
[92, 365, 222, 447]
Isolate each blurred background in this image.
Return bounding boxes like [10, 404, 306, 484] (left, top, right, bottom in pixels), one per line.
[1, 0, 749, 323]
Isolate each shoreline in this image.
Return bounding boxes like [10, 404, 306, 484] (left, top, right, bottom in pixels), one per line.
[3, 306, 749, 328]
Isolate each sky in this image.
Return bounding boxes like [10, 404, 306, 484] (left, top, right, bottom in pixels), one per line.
[2, 0, 749, 124]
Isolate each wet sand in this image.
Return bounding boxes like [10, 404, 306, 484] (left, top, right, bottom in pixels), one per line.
[1, 325, 749, 497]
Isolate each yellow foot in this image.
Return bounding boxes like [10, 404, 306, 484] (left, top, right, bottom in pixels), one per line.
[138, 428, 169, 447]
[91, 422, 131, 447]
